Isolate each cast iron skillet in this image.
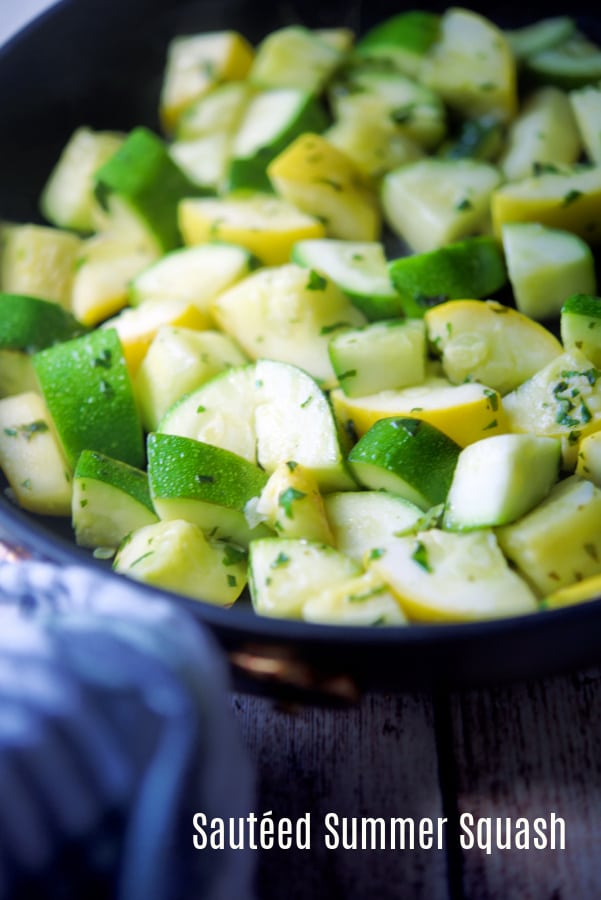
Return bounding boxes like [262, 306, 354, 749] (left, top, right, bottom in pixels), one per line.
[2, 0, 601, 701]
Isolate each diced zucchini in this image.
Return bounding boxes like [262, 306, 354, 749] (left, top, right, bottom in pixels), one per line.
[72, 449, 158, 549]
[114, 519, 248, 606]
[0, 293, 85, 352]
[348, 416, 460, 510]
[524, 34, 601, 89]
[420, 7, 517, 123]
[249, 26, 343, 93]
[381, 158, 502, 253]
[40, 127, 124, 232]
[329, 319, 426, 397]
[169, 133, 233, 192]
[505, 16, 576, 61]
[147, 432, 269, 546]
[443, 434, 561, 530]
[498, 87, 581, 182]
[129, 242, 254, 314]
[254, 358, 355, 492]
[33, 328, 145, 469]
[134, 327, 247, 432]
[496, 475, 601, 595]
[211, 263, 365, 385]
[355, 11, 441, 78]
[502, 221, 596, 320]
[291, 238, 400, 321]
[94, 127, 201, 253]
[388, 236, 507, 318]
[569, 84, 601, 165]
[560, 293, 601, 368]
[324, 490, 423, 563]
[158, 364, 257, 463]
[249, 537, 360, 619]
[0, 391, 73, 515]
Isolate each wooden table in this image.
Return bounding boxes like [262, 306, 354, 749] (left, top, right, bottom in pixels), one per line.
[232, 666, 601, 899]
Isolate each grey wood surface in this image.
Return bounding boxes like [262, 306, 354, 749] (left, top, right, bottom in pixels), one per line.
[232, 668, 601, 900]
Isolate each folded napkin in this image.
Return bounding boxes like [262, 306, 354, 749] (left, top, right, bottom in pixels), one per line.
[0, 558, 256, 900]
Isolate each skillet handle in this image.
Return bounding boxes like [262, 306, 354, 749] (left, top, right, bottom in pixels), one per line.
[229, 646, 361, 707]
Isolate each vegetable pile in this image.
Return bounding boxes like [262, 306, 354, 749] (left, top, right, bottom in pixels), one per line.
[2, 7, 601, 626]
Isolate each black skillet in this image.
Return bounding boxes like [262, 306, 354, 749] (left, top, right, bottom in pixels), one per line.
[1, 0, 601, 702]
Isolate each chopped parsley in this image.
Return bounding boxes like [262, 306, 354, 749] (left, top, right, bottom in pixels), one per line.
[411, 540, 432, 573]
[278, 487, 307, 519]
[306, 269, 328, 291]
[271, 551, 290, 569]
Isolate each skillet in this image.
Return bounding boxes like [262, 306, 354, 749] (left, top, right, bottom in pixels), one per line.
[1, 0, 601, 701]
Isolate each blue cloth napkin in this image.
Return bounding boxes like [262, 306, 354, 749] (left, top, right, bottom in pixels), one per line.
[0, 558, 256, 900]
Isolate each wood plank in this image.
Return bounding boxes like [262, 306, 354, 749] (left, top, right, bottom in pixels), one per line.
[449, 667, 601, 898]
[232, 692, 450, 900]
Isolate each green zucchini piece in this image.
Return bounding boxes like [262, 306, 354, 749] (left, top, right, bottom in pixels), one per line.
[291, 238, 400, 321]
[505, 16, 576, 61]
[0, 293, 85, 352]
[40, 126, 124, 232]
[443, 434, 561, 530]
[355, 11, 440, 77]
[388, 236, 507, 318]
[560, 293, 601, 367]
[147, 432, 269, 546]
[348, 416, 461, 510]
[72, 450, 157, 549]
[329, 319, 426, 397]
[94, 127, 202, 253]
[32, 328, 144, 469]
[227, 88, 329, 193]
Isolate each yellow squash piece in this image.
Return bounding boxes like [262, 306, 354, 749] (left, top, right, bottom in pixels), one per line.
[1, 224, 82, 309]
[425, 299, 562, 394]
[160, 31, 254, 133]
[545, 573, 601, 609]
[491, 164, 601, 243]
[267, 133, 381, 242]
[331, 375, 507, 447]
[369, 528, 537, 623]
[101, 297, 208, 374]
[72, 233, 159, 326]
[178, 194, 325, 265]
